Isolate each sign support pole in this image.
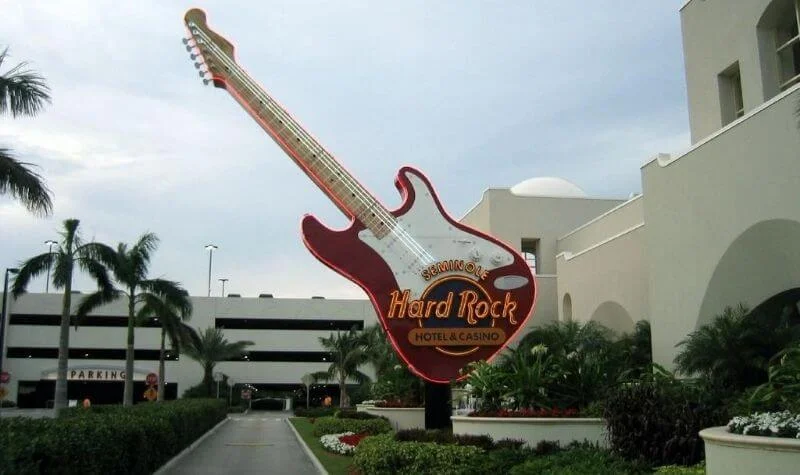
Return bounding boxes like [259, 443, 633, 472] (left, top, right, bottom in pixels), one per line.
[424, 381, 452, 430]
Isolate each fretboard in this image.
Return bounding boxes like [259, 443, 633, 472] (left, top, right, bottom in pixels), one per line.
[223, 69, 392, 238]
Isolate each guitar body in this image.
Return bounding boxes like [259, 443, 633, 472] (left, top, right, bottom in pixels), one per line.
[302, 166, 536, 382]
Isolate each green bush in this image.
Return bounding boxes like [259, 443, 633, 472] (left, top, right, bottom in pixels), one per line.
[393, 429, 494, 450]
[353, 433, 483, 475]
[507, 444, 649, 475]
[293, 406, 336, 418]
[0, 399, 226, 475]
[458, 447, 533, 474]
[604, 375, 725, 467]
[311, 416, 392, 436]
[655, 462, 705, 474]
[333, 409, 381, 420]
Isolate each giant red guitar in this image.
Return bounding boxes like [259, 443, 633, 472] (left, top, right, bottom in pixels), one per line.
[183, 9, 536, 383]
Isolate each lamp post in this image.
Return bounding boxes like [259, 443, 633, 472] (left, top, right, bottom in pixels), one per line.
[204, 244, 218, 297]
[44, 240, 57, 293]
[219, 278, 228, 297]
[1, 268, 20, 371]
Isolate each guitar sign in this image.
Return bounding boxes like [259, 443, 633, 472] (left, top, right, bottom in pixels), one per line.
[182, 9, 537, 383]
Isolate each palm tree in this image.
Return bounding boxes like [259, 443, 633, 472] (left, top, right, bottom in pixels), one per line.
[362, 324, 397, 379]
[137, 294, 195, 401]
[312, 326, 371, 408]
[0, 46, 53, 215]
[76, 232, 191, 406]
[183, 326, 253, 396]
[11, 218, 113, 415]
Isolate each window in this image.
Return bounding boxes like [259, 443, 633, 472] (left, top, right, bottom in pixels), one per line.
[718, 62, 744, 125]
[776, 0, 800, 90]
[521, 238, 538, 274]
[215, 318, 363, 331]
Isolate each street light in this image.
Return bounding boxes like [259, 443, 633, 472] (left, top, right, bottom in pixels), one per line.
[219, 278, 228, 297]
[204, 244, 218, 297]
[1, 268, 20, 371]
[44, 240, 57, 293]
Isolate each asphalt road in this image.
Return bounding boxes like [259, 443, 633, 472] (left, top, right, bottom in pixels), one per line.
[159, 411, 320, 475]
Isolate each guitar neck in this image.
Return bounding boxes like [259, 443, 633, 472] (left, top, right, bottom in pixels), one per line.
[223, 69, 391, 237]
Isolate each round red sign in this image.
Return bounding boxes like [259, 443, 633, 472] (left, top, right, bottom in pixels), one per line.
[145, 373, 158, 386]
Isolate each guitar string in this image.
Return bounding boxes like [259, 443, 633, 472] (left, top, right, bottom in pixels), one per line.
[207, 47, 436, 267]
[189, 27, 437, 268]
[187, 28, 435, 267]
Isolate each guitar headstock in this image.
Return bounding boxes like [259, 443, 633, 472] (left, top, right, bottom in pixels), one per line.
[183, 8, 236, 89]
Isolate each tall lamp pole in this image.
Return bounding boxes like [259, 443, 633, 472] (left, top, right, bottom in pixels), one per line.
[1, 268, 20, 371]
[205, 244, 218, 297]
[219, 278, 228, 297]
[44, 240, 57, 293]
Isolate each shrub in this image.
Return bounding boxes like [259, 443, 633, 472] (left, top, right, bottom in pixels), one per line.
[353, 433, 483, 474]
[508, 444, 649, 475]
[0, 399, 226, 474]
[468, 407, 579, 418]
[293, 406, 336, 418]
[458, 447, 533, 474]
[334, 409, 380, 419]
[311, 416, 392, 436]
[604, 376, 725, 466]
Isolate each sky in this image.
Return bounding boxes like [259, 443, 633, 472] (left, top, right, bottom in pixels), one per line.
[1, 1, 690, 299]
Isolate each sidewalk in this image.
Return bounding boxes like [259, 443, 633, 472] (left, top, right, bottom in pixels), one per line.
[158, 411, 319, 475]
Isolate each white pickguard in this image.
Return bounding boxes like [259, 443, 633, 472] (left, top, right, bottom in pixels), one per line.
[358, 171, 523, 299]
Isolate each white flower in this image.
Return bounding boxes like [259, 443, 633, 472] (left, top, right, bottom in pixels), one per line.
[320, 431, 359, 455]
[530, 344, 548, 356]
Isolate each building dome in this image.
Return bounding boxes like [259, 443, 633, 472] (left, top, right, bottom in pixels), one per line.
[509, 177, 587, 198]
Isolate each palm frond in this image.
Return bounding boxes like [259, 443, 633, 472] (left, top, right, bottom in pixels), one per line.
[130, 232, 159, 280]
[0, 148, 53, 216]
[140, 279, 192, 318]
[74, 289, 124, 328]
[11, 251, 55, 296]
[0, 47, 51, 117]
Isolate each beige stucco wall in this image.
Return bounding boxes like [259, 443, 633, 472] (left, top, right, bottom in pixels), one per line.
[461, 190, 624, 327]
[681, 0, 788, 142]
[556, 223, 648, 336]
[642, 84, 800, 370]
[557, 195, 644, 255]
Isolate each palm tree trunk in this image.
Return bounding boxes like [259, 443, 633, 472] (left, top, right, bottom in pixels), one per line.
[205, 364, 214, 397]
[157, 328, 166, 402]
[123, 293, 135, 406]
[340, 375, 348, 408]
[54, 278, 72, 416]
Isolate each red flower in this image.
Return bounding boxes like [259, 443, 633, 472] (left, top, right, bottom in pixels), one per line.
[338, 432, 369, 447]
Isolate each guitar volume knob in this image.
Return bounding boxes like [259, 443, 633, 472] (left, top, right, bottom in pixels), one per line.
[469, 247, 481, 261]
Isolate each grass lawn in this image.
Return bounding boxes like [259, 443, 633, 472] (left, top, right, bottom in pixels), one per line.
[289, 417, 355, 475]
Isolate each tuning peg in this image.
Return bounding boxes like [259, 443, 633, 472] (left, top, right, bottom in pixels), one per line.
[185, 45, 193, 52]
[182, 38, 190, 45]
[194, 62, 205, 69]
[190, 53, 198, 60]
[203, 78, 211, 86]
[198, 70, 206, 77]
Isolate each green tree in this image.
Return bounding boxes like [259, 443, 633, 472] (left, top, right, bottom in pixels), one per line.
[137, 295, 196, 401]
[76, 232, 191, 406]
[183, 326, 253, 397]
[362, 324, 397, 379]
[312, 326, 371, 408]
[674, 303, 780, 391]
[11, 218, 113, 415]
[0, 47, 53, 215]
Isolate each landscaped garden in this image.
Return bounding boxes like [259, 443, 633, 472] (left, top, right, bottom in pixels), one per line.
[292, 301, 800, 474]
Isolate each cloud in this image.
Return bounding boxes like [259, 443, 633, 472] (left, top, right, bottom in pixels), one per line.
[1, 0, 689, 299]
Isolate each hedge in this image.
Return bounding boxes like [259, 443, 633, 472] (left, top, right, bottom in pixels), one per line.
[0, 399, 226, 474]
[293, 407, 337, 418]
[311, 416, 392, 437]
[353, 433, 483, 474]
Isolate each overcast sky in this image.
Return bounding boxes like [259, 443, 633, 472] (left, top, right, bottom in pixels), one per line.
[1, 1, 690, 299]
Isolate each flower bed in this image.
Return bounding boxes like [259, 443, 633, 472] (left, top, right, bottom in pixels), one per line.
[727, 411, 800, 438]
[451, 415, 607, 448]
[700, 425, 800, 475]
[319, 431, 370, 455]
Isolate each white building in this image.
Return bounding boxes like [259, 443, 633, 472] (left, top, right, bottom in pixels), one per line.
[1, 293, 377, 407]
[466, 0, 800, 369]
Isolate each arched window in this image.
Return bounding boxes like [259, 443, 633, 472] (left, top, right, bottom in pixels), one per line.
[562, 293, 573, 323]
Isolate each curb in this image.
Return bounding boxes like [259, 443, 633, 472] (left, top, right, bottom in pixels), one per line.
[153, 416, 231, 474]
[286, 418, 328, 475]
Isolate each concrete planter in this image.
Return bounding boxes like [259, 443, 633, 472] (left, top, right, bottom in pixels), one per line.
[700, 426, 800, 475]
[359, 406, 426, 431]
[451, 416, 607, 447]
